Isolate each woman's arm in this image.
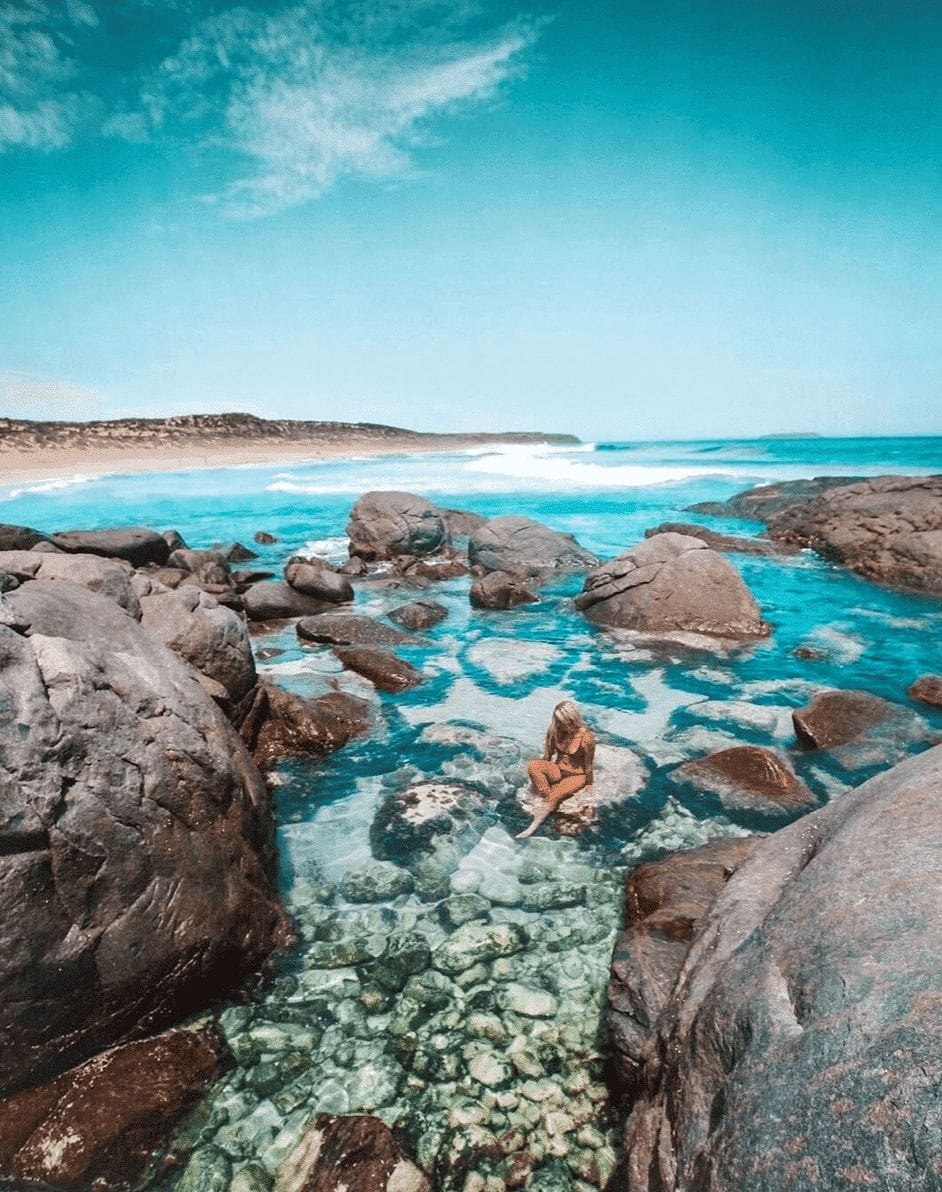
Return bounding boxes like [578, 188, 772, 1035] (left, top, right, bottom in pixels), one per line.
[543, 725, 555, 761]
[584, 732, 596, 786]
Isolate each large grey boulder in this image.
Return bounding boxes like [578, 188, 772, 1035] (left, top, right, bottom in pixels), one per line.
[139, 586, 257, 703]
[50, 528, 170, 567]
[242, 580, 331, 622]
[284, 560, 354, 604]
[468, 515, 598, 576]
[614, 744, 942, 1191]
[0, 579, 287, 1097]
[0, 550, 140, 616]
[575, 532, 769, 641]
[347, 491, 448, 560]
[0, 523, 48, 551]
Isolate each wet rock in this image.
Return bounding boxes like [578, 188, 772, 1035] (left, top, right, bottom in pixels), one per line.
[297, 612, 415, 647]
[908, 675, 942, 708]
[643, 522, 791, 555]
[792, 688, 905, 749]
[284, 561, 354, 604]
[0, 549, 141, 615]
[575, 532, 770, 641]
[468, 516, 598, 577]
[333, 645, 424, 692]
[339, 556, 368, 577]
[50, 527, 170, 567]
[274, 1113, 431, 1192]
[161, 529, 188, 552]
[341, 861, 415, 902]
[231, 1164, 272, 1192]
[176, 1144, 232, 1192]
[434, 922, 527, 974]
[0, 1027, 226, 1191]
[791, 644, 830, 661]
[236, 682, 368, 767]
[671, 746, 815, 818]
[387, 599, 448, 631]
[0, 580, 287, 1096]
[347, 491, 448, 561]
[607, 835, 761, 1096]
[140, 585, 257, 703]
[468, 1052, 512, 1087]
[167, 547, 231, 574]
[438, 893, 491, 928]
[763, 474, 942, 595]
[470, 570, 539, 610]
[516, 743, 648, 835]
[617, 745, 942, 1192]
[243, 581, 332, 622]
[0, 523, 48, 550]
[254, 531, 278, 544]
[439, 507, 488, 540]
[372, 933, 433, 991]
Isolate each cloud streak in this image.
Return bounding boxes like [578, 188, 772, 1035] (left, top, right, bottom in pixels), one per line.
[0, 0, 538, 214]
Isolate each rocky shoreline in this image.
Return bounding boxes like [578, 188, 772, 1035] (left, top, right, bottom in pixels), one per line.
[1, 471, 940, 1191]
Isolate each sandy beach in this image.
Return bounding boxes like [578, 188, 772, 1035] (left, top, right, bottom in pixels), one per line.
[0, 414, 579, 487]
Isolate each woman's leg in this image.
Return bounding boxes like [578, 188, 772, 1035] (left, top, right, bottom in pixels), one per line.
[527, 758, 561, 796]
[517, 771, 586, 839]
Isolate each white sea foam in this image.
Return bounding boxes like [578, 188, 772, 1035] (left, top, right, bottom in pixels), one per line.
[301, 535, 349, 561]
[462, 445, 740, 489]
[2, 473, 104, 500]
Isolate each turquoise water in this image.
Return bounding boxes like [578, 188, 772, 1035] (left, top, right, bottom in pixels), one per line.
[4, 438, 942, 1190]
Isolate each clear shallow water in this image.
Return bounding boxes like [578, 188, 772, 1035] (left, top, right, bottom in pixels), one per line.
[4, 437, 942, 1191]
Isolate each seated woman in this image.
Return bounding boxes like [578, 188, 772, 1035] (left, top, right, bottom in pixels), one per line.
[516, 700, 595, 839]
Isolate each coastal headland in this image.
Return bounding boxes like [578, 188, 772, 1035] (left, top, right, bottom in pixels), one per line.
[0, 413, 579, 485]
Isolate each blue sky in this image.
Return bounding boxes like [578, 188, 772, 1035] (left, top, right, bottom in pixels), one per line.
[1, 0, 940, 440]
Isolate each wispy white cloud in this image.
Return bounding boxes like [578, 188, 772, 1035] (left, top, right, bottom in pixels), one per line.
[145, 1, 540, 217]
[0, 369, 103, 418]
[0, 0, 540, 212]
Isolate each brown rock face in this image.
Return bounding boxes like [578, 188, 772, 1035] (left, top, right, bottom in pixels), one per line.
[274, 1114, 431, 1192]
[0, 580, 287, 1098]
[0, 1028, 226, 1191]
[469, 570, 539, 609]
[284, 561, 354, 604]
[576, 532, 770, 641]
[243, 580, 333, 622]
[688, 476, 864, 522]
[614, 744, 942, 1192]
[672, 746, 815, 817]
[333, 645, 424, 692]
[909, 675, 942, 708]
[792, 688, 894, 749]
[608, 836, 760, 1095]
[763, 474, 942, 595]
[296, 612, 416, 647]
[254, 530, 278, 544]
[468, 515, 598, 576]
[0, 522, 48, 551]
[237, 681, 369, 767]
[347, 491, 448, 560]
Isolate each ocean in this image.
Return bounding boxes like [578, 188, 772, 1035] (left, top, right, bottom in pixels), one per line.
[4, 436, 942, 1189]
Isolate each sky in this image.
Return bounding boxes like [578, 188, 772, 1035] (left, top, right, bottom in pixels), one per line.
[1, 0, 940, 441]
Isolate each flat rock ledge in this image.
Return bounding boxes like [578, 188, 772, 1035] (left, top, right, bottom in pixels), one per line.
[609, 744, 942, 1191]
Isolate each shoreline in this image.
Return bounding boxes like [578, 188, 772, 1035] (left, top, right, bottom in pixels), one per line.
[0, 431, 576, 489]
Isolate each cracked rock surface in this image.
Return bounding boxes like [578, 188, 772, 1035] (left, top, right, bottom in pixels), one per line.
[611, 744, 942, 1191]
[576, 532, 769, 641]
[468, 515, 598, 577]
[346, 491, 448, 561]
[0, 578, 288, 1098]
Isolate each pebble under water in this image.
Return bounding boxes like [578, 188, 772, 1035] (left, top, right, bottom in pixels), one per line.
[4, 438, 942, 1191]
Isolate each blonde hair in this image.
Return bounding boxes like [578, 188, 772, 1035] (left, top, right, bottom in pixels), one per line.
[546, 700, 587, 754]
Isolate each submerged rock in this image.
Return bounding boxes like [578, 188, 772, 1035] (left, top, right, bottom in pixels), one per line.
[671, 745, 815, 818]
[469, 570, 539, 609]
[274, 1114, 431, 1192]
[341, 861, 415, 902]
[616, 744, 942, 1192]
[371, 781, 487, 862]
[575, 532, 770, 641]
[792, 688, 918, 750]
[644, 522, 790, 555]
[347, 491, 448, 560]
[0, 1027, 226, 1191]
[0, 579, 287, 1097]
[333, 645, 424, 692]
[433, 922, 527, 974]
[468, 515, 598, 577]
[50, 527, 170, 567]
[254, 530, 278, 544]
